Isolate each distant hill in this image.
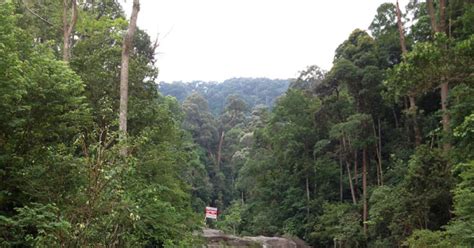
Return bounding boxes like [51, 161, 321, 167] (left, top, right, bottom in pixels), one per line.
[158, 78, 290, 115]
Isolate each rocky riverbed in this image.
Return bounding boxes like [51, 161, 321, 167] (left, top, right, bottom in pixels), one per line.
[201, 228, 310, 248]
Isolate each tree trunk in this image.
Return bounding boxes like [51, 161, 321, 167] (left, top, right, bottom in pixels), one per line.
[119, 0, 140, 155]
[409, 96, 422, 146]
[342, 137, 356, 204]
[346, 161, 357, 205]
[438, 0, 450, 151]
[439, 0, 446, 33]
[404, 97, 411, 143]
[396, 1, 422, 146]
[378, 118, 383, 186]
[62, 0, 78, 62]
[395, 0, 407, 55]
[426, 1, 451, 151]
[426, 0, 446, 33]
[306, 176, 310, 217]
[440, 82, 451, 151]
[372, 119, 382, 186]
[392, 108, 399, 129]
[375, 147, 380, 186]
[353, 150, 358, 196]
[362, 148, 368, 235]
[426, 0, 438, 32]
[216, 131, 225, 168]
[339, 152, 343, 202]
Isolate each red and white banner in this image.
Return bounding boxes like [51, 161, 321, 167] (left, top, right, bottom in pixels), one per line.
[205, 206, 218, 219]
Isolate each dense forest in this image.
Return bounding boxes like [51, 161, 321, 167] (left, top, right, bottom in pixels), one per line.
[0, 0, 201, 246]
[0, 0, 473, 247]
[158, 78, 289, 115]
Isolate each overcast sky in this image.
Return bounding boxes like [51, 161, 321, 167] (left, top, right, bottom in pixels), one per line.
[122, 0, 409, 82]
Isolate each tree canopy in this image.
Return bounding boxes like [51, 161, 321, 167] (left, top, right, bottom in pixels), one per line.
[0, 0, 473, 247]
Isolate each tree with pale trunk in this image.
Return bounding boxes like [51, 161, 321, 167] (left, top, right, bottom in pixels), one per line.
[119, 0, 140, 155]
[62, 0, 78, 62]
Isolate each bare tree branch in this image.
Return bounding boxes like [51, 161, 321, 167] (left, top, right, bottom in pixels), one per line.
[21, 0, 53, 26]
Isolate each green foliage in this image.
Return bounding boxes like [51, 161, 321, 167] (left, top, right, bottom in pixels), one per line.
[453, 112, 474, 160]
[289, 65, 326, 93]
[0, 2, 203, 246]
[445, 161, 474, 245]
[451, 1, 474, 39]
[329, 113, 372, 148]
[182, 93, 218, 150]
[217, 201, 243, 235]
[404, 146, 453, 230]
[0, 203, 71, 247]
[368, 186, 403, 246]
[310, 202, 364, 247]
[366, 146, 454, 246]
[369, 3, 397, 39]
[228, 3, 473, 247]
[371, 12, 404, 69]
[15, 0, 63, 54]
[405, 230, 452, 248]
[159, 77, 290, 115]
[0, 2, 91, 213]
[71, 11, 157, 128]
[1, 0, 473, 247]
[387, 33, 473, 103]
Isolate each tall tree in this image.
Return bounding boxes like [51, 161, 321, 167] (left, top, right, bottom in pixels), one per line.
[62, 0, 78, 61]
[119, 0, 140, 152]
[426, 0, 451, 151]
[330, 29, 385, 235]
[396, 0, 422, 145]
[0, 1, 206, 246]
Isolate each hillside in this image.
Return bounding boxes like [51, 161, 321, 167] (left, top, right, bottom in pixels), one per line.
[158, 78, 290, 115]
[1, 1, 473, 247]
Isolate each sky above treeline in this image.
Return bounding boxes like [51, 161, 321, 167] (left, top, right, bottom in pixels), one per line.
[121, 0, 410, 82]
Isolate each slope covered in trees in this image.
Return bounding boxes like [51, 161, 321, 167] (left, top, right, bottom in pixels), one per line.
[0, 1, 204, 246]
[159, 78, 289, 115]
[181, 1, 474, 247]
[0, 0, 473, 247]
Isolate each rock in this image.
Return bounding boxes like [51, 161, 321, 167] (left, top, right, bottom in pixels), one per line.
[244, 236, 297, 248]
[202, 228, 259, 247]
[200, 229, 311, 248]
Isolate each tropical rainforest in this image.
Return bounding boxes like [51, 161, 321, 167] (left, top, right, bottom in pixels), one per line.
[159, 78, 290, 115]
[0, 0, 473, 247]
